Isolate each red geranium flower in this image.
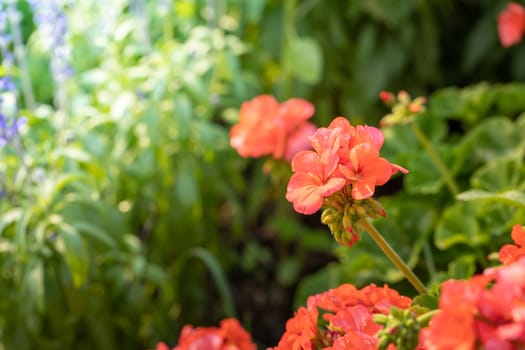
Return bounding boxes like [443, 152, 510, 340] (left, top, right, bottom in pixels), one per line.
[271, 283, 411, 350]
[285, 150, 346, 214]
[286, 116, 407, 214]
[499, 224, 525, 265]
[338, 143, 393, 200]
[157, 318, 256, 350]
[498, 3, 525, 47]
[230, 95, 315, 161]
[420, 258, 525, 350]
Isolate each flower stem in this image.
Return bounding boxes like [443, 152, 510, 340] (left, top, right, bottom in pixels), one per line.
[410, 123, 460, 196]
[417, 309, 440, 327]
[360, 218, 427, 294]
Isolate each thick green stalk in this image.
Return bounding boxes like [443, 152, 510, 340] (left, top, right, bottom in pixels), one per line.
[361, 218, 427, 294]
[410, 123, 460, 196]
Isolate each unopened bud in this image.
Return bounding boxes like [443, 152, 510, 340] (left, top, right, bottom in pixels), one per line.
[364, 198, 386, 218]
[379, 90, 395, 105]
[397, 90, 410, 103]
[321, 208, 340, 225]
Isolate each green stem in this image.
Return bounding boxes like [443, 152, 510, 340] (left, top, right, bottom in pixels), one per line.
[417, 309, 440, 327]
[360, 218, 427, 294]
[410, 123, 460, 196]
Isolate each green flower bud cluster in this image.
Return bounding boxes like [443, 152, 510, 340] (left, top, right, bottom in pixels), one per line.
[375, 307, 421, 350]
[321, 188, 386, 247]
[379, 90, 427, 127]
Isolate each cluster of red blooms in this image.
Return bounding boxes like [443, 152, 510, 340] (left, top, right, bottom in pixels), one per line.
[285, 116, 407, 246]
[419, 224, 525, 349]
[271, 283, 412, 350]
[229, 95, 317, 162]
[285, 116, 407, 215]
[156, 318, 256, 350]
[158, 225, 525, 349]
[498, 2, 525, 47]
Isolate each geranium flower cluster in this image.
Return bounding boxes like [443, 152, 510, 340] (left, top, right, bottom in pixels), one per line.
[418, 225, 525, 349]
[230, 95, 316, 162]
[379, 90, 426, 127]
[156, 318, 256, 350]
[159, 225, 525, 350]
[498, 2, 525, 47]
[285, 117, 407, 246]
[271, 283, 412, 350]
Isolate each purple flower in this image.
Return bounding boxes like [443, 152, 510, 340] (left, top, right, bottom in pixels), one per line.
[0, 76, 15, 92]
[29, 0, 72, 84]
[0, 112, 25, 147]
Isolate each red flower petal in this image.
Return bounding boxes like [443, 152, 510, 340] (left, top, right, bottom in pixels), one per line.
[498, 3, 525, 47]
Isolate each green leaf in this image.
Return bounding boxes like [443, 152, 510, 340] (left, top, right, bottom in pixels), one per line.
[70, 221, 117, 248]
[411, 294, 438, 311]
[404, 152, 443, 194]
[0, 208, 23, 235]
[174, 247, 235, 318]
[56, 223, 89, 287]
[174, 165, 199, 207]
[464, 117, 524, 163]
[457, 190, 525, 209]
[494, 83, 525, 116]
[15, 209, 32, 252]
[39, 172, 88, 209]
[448, 254, 476, 279]
[24, 257, 45, 312]
[51, 146, 91, 163]
[435, 202, 486, 249]
[429, 87, 464, 119]
[472, 158, 525, 192]
[244, 0, 267, 23]
[283, 36, 323, 84]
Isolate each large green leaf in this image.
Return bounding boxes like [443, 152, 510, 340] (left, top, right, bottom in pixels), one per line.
[494, 83, 525, 116]
[470, 158, 525, 192]
[447, 254, 476, 279]
[428, 87, 464, 119]
[404, 150, 454, 195]
[283, 36, 323, 84]
[55, 223, 89, 288]
[463, 117, 525, 163]
[457, 190, 525, 209]
[435, 202, 487, 249]
[23, 257, 45, 312]
[173, 247, 235, 318]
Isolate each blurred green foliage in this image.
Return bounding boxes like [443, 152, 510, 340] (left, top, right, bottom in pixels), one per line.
[0, 0, 524, 349]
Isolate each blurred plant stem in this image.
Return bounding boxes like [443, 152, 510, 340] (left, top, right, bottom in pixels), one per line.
[160, 0, 173, 42]
[281, 0, 297, 98]
[7, 4, 35, 110]
[361, 218, 427, 294]
[130, 0, 151, 51]
[410, 123, 460, 196]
